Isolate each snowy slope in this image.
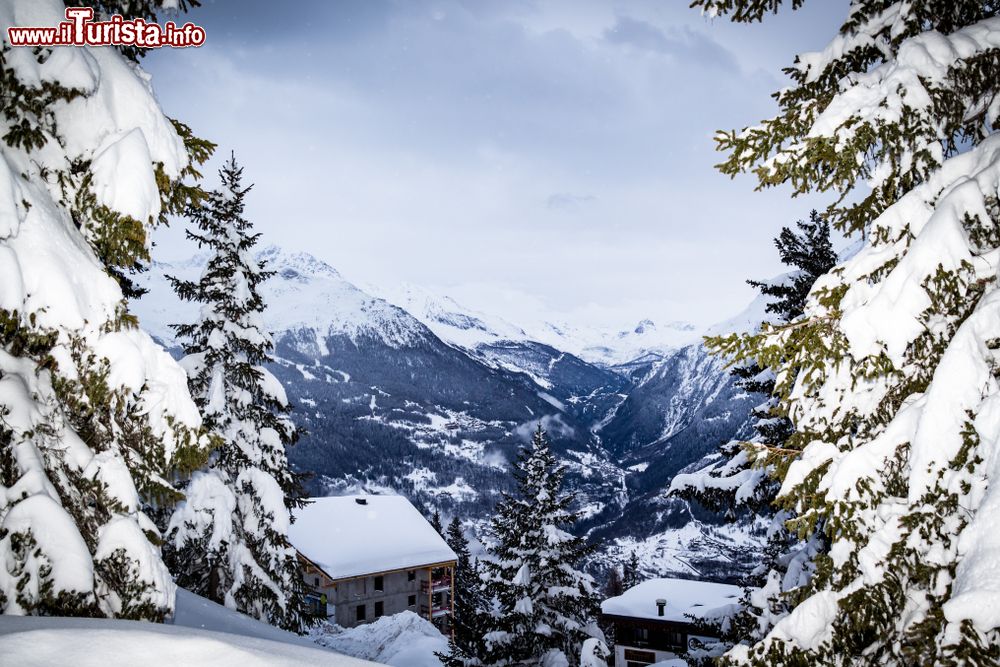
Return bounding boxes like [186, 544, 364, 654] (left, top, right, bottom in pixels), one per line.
[0, 590, 380, 667]
[171, 588, 316, 646]
[381, 283, 530, 350]
[311, 612, 448, 667]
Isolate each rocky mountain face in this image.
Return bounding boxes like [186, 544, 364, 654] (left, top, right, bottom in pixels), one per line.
[135, 246, 762, 580]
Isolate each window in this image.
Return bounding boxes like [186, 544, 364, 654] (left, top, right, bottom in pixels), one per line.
[374, 575, 384, 592]
[407, 570, 416, 582]
[408, 594, 416, 607]
[375, 601, 384, 618]
[355, 604, 366, 622]
[667, 630, 685, 647]
[623, 648, 655, 666]
[633, 627, 649, 645]
[314, 577, 320, 587]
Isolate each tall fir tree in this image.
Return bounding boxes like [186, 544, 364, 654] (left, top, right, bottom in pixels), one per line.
[621, 551, 641, 591]
[480, 426, 601, 667]
[440, 516, 490, 666]
[604, 567, 624, 599]
[692, 1, 1000, 664]
[0, 0, 211, 619]
[672, 212, 836, 524]
[671, 213, 836, 664]
[446, 516, 489, 658]
[163, 154, 307, 633]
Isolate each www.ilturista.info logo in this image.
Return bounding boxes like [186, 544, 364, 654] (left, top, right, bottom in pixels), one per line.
[6, 7, 205, 49]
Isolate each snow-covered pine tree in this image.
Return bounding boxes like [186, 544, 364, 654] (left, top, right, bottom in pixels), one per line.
[692, 0, 1000, 664]
[621, 551, 641, 591]
[446, 515, 488, 659]
[669, 214, 835, 664]
[672, 211, 837, 518]
[0, 0, 211, 619]
[603, 567, 624, 599]
[481, 426, 601, 667]
[163, 154, 307, 633]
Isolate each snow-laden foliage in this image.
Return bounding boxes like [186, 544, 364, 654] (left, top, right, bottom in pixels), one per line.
[578, 638, 609, 667]
[695, 1, 1000, 664]
[0, 0, 211, 620]
[672, 212, 836, 518]
[479, 427, 601, 667]
[442, 516, 489, 660]
[163, 155, 307, 633]
[670, 214, 836, 663]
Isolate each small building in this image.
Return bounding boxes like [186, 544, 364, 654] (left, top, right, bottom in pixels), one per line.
[288, 495, 457, 633]
[601, 578, 742, 667]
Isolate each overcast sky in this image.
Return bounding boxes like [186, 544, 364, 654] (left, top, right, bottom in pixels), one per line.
[145, 0, 849, 331]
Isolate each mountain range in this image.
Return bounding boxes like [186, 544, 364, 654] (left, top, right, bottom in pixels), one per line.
[134, 245, 767, 580]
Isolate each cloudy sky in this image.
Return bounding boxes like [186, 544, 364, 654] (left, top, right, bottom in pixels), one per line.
[145, 0, 849, 331]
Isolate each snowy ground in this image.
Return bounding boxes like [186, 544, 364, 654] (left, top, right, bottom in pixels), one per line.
[311, 612, 449, 667]
[0, 589, 380, 667]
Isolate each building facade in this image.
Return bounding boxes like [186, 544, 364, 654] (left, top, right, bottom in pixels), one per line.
[300, 554, 455, 632]
[289, 495, 458, 633]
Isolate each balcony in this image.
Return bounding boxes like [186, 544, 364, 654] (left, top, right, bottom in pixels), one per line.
[420, 603, 452, 618]
[420, 576, 452, 594]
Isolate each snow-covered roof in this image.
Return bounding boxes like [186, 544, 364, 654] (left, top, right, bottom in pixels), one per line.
[601, 578, 742, 623]
[289, 496, 456, 580]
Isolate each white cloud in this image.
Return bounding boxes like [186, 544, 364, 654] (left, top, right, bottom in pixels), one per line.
[145, 0, 848, 330]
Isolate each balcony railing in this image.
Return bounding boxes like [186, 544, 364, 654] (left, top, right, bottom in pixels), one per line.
[420, 577, 452, 594]
[420, 603, 452, 618]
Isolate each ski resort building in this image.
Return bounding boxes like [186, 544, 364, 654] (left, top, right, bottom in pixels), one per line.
[601, 578, 742, 666]
[288, 495, 457, 633]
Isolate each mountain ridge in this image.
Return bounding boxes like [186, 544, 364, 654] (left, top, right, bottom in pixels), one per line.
[135, 245, 765, 581]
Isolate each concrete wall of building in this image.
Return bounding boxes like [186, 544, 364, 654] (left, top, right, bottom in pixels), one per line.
[303, 563, 454, 630]
[332, 568, 423, 627]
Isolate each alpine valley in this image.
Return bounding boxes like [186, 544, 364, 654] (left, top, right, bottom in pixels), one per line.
[134, 246, 768, 581]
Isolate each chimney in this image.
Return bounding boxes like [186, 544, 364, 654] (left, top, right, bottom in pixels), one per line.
[656, 599, 666, 617]
[355, 497, 368, 505]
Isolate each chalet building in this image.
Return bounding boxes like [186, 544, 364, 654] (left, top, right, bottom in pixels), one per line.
[288, 495, 457, 633]
[601, 578, 742, 667]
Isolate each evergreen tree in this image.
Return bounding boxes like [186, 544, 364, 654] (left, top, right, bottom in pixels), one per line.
[674, 214, 836, 662]
[693, 1, 1000, 664]
[481, 426, 601, 666]
[0, 0, 210, 619]
[672, 212, 836, 518]
[604, 567, 624, 599]
[430, 509, 444, 536]
[749, 211, 838, 324]
[439, 516, 489, 666]
[163, 154, 307, 633]
[621, 551, 641, 591]
[598, 567, 624, 660]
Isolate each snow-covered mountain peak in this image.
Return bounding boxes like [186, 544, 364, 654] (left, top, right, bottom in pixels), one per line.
[631, 319, 656, 335]
[136, 247, 428, 350]
[378, 282, 530, 349]
[622, 319, 696, 338]
[140, 245, 763, 368]
[257, 244, 342, 281]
